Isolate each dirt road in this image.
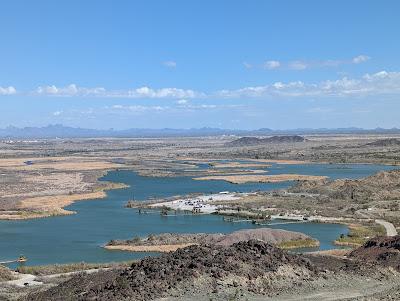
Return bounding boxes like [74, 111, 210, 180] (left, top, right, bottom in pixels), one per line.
[5, 272, 43, 287]
[5, 268, 109, 287]
[375, 219, 398, 236]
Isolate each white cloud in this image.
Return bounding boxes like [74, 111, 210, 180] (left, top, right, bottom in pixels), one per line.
[36, 84, 106, 97]
[0, 86, 17, 95]
[243, 62, 252, 69]
[12, 69, 400, 101]
[126, 86, 199, 98]
[174, 98, 241, 111]
[216, 70, 400, 98]
[248, 55, 371, 71]
[106, 103, 234, 114]
[352, 55, 370, 64]
[263, 60, 281, 70]
[35, 84, 201, 99]
[288, 60, 308, 70]
[53, 110, 63, 116]
[111, 105, 124, 109]
[320, 60, 342, 67]
[183, 104, 218, 109]
[163, 61, 177, 68]
[110, 105, 168, 112]
[306, 107, 333, 113]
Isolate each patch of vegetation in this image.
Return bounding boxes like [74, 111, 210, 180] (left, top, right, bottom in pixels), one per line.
[217, 209, 270, 220]
[108, 236, 142, 246]
[16, 260, 136, 276]
[96, 181, 129, 192]
[277, 238, 320, 249]
[384, 215, 400, 228]
[0, 265, 15, 281]
[334, 223, 386, 247]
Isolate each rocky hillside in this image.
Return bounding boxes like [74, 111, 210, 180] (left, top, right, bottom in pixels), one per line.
[28, 241, 320, 301]
[290, 169, 400, 201]
[26, 237, 400, 301]
[226, 135, 306, 147]
[349, 235, 400, 271]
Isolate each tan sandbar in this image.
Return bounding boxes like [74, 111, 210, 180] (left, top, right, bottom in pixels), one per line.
[245, 159, 309, 165]
[0, 182, 127, 220]
[209, 162, 271, 168]
[193, 174, 327, 184]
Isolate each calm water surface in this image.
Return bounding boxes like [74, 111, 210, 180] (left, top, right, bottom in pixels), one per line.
[0, 163, 396, 267]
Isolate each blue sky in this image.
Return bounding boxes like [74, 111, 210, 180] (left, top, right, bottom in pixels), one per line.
[1, 0, 399, 129]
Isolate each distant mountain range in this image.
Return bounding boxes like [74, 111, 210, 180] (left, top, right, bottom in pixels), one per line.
[1, 124, 400, 139]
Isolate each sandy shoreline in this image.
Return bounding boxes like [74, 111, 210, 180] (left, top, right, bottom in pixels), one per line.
[0, 156, 125, 171]
[104, 243, 196, 253]
[245, 159, 309, 165]
[209, 162, 271, 168]
[0, 182, 127, 220]
[193, 174, 328, 184]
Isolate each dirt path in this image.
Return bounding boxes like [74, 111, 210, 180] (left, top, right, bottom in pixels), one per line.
[40, 267, 110, 279]
[5, 268, 109, 287]
[5, 272, 43, 287]
[375, 219, 398, 236]
[160, 277, 400, 301]
[258, 278, 400, 301]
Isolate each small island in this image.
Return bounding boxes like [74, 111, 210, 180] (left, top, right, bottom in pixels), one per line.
[104, 228, 320, 253]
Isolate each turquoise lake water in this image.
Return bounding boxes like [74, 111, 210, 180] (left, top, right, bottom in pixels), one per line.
[0, 163, 396, 268]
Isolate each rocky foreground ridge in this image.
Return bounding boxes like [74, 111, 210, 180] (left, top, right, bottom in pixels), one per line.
[26, 237, 400, 301]
[27, 241, 319, 301]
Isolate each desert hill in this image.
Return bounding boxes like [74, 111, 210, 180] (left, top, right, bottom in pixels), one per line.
[226, 135, 306, 147]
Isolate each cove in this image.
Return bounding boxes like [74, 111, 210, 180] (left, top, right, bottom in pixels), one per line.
[0, 163, 396, 267]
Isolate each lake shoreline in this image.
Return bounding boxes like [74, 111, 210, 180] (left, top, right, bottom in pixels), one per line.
[2, 161, 394, 267]
[103, 228, 321, 253]
[0, 181, 128, 220]
[193, 174, 328, 184]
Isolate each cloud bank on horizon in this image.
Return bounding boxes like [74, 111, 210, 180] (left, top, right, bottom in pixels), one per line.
[3, 69, 399, 99]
